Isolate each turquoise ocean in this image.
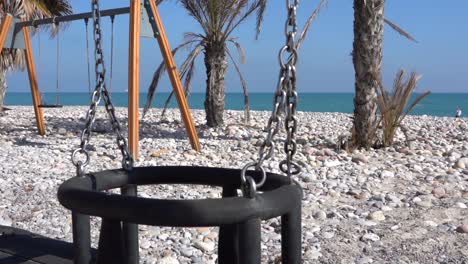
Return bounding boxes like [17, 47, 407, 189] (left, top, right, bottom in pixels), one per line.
[5, 92, 468, 117]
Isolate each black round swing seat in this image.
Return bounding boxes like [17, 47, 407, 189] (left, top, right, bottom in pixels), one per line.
[57, 166, 303, 264]
[58, 166, 301, 226]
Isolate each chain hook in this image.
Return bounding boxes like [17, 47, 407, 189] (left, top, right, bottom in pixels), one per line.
[52, 16, 58, 26]
[240, 163, 267, 198]
[75, 161, 85, 177]
[241, 176, 257, 199]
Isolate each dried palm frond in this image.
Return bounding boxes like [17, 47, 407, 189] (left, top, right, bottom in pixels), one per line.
[1, 0, 72, 71]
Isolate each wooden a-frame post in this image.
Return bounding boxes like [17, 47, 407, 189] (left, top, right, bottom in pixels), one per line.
[129, 0, 201, 158]
[0, 14, 45, 135]
[129, 0, 141, 158]
[0, 15, 12, 50]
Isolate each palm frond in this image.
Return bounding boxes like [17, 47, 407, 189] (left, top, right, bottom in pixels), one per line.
[384, 18, 418, 43]
[226, 48, 250, 123]
[222, 0, 249, 35]
[296, 0, 329, 51]
[182, 50, 199, 96]
[376, 69, 428, 147]
[401, 90, 429, 121]
[161, 58, 196, 117]
[143, 40, 199, 117]
[183, 32, 204, 43]
[162, 43, 202, 117]
[255, 0, 268, 39]
[179, 0, 210, 33]
[224, 0, 263, 40]
[24, 0, 73, 36]
[144, 61, 167, 117]
[227, 38, 245, 64]
[1, 0, 72, 71]
[179, 43, 203, 78]
[161, 60, 196, 117]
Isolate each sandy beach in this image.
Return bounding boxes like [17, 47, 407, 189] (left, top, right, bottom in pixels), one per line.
[0, 106, 467, 263]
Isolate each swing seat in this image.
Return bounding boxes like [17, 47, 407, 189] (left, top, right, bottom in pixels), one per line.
[58, 166, 303, 264]
[39, 104, 63, 108]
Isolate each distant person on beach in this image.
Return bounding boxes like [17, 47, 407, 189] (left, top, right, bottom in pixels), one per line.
[455, 107, 462, 118]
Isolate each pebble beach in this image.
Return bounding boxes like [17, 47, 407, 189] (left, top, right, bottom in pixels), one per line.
[0, 106, 467, 263]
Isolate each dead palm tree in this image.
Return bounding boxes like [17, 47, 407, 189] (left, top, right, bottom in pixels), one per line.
[144, 0, 328, 127]
[0, 0, 72, 111]
[351, 0, 416, 149]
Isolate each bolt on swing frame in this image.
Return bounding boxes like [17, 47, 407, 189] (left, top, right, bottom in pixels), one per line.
[0, 0, 201, 158]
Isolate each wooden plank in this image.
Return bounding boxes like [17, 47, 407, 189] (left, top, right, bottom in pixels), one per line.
[128, 0, 141, 159]
[0, 250, 40, 264]
[22, 20, 46, 136]
[0, 225, 77, 264]
[148, 0, 201, 152]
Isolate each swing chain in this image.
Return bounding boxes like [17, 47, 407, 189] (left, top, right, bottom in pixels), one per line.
[240, 0, 301, 197]
[280, 0, 301, 177]
[71, 0, 133, 176]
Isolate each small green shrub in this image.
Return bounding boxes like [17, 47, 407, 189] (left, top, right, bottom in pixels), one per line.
[376, 70, 430, 147]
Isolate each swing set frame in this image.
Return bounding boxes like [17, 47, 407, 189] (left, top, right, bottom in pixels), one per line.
[0, 0, 201, 159]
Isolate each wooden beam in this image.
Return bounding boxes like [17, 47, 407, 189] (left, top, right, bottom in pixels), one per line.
[148, 0, 201, 151]
[16, 7, 130, 28]
[128, 0, 140, 159]
[22, 21, 46, 136]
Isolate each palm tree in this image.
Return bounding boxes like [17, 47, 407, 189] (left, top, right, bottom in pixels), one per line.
[145, 0, 328, 128]
[144, 0, 267, 127]
[351, 0, 416, 149]
[0, 0, 72, 111]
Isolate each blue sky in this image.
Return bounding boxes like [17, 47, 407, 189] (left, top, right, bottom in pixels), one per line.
[6, 0, 468, 93]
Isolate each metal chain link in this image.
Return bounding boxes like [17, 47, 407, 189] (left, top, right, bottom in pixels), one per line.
[71, 0, 133, 176]
[241, 0, 301, 197]
[280, 0, 301, 178]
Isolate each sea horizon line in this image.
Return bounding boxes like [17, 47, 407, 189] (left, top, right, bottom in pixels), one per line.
[7, 91, 468, 94]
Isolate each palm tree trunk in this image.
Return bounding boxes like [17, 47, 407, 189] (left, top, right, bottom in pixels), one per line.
[0, 69, 7, 111]
[352, 0, 385, 148]
[204, 42, 227, 127]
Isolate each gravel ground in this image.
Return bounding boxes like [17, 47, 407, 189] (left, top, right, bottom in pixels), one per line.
[0, 106, 467, 264]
